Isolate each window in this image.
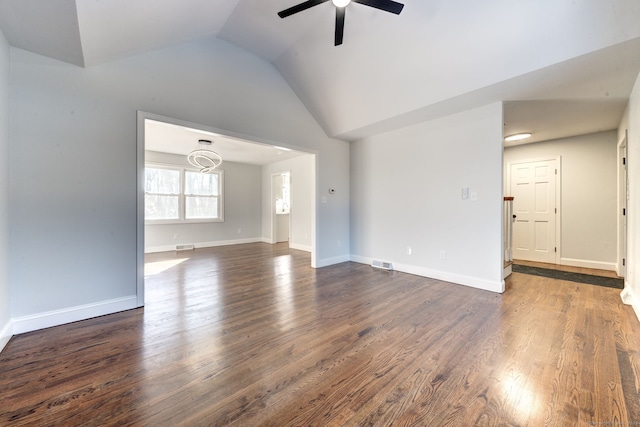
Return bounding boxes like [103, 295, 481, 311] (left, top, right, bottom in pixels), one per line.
[185, 170, 220, 220]
[145, 165, 223, 223]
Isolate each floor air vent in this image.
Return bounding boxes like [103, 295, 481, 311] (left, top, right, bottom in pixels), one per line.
[371, 260, 393, 271]
[176, 244, 195, 251]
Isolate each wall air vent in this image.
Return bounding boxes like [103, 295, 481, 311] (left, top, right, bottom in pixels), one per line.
[176, 244, 195, 252]
[371, 260, 394, 271]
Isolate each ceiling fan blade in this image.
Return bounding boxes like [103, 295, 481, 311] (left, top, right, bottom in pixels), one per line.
[278, 0, 330, 18]
[335, 7, 345, 46]
[352, 0, 404, 14]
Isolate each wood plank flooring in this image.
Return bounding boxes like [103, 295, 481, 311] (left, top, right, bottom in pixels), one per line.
[1, 243, 639, 426]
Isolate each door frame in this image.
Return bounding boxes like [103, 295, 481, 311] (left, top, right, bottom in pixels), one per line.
[617, 131, 628, 277]
[136, 111, 317, 307]
[271, 171, 291, 245]
[506, 156, 562, 265]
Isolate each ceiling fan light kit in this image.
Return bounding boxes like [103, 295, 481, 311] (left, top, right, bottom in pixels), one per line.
[278, 0, 404, 46]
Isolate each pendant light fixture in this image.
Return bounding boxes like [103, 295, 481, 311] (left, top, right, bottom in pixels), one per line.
[187, 139, 222, 173]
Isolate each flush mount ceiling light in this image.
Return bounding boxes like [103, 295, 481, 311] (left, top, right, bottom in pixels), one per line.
[504, 133, 532, 142]
[187, 139, 222, 173]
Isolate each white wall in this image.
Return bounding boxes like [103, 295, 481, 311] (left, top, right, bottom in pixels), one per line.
[0, 28, 10, 351]
[350, 103, 505, 293]
[9, 36, 349, 330]
[622, 73, 640, 321]
[262, 155, 315, 252]
[144, 151, 262, 252]
[504, 131, 618, 270]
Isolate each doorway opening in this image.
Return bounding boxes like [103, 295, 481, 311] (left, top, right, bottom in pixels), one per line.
[272, 172, 291, 245]
[136, 111, 318, 306]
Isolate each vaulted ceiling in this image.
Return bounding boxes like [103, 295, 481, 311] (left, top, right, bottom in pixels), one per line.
[1, 0, 640, 145]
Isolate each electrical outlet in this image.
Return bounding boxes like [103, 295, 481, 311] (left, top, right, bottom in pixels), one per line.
[461, 187, 469, 200]
[337, 240, 341, 247]
[237, 228, 242, 234]
[407, 247, 412, 255]
[440, 250, 446, 260]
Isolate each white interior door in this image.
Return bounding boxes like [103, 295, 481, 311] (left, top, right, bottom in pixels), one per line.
[510, 159, 558, 264]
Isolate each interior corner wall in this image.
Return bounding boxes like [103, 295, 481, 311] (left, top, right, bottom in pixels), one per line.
[625, 72, 640, 322]
[144, 151, 263, 252]
[262, 155, 315, 252]
[9, 36, 349, 329]
[350, 103, 505, 293]
[0, 28, 11, 350]
[504, 131, 618, 270]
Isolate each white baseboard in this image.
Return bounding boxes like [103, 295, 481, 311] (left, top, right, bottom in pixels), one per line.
[11, 295, 138, 335]
[0, 319, 11, 353]
[560, 257, 617, 272]
[288, 242, 312, 253]
[316, 254, 351, 268]
[621, 285, 640, 323]
[503, 264, 512, 279]
[350, 255, 505, 294]
[145, 238, 263, 254]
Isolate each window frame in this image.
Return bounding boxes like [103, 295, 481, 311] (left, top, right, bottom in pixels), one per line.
[144, 162, 224, 224]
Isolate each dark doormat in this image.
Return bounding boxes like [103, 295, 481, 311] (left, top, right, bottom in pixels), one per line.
[512, 264, 624, 289]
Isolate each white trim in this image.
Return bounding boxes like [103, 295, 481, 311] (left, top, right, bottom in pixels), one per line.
[503, 263, 512, 279]
[145, 238, 264, 254]
[289, 242, 312, 252]
[136, 112, 145, 307]
[351, 255, 505, 293]
[137, 110, 320, 282]
[11, 296, 138, 335]
[617, 132, 628, 278]
[560, 257, 617, 272]
[621, 285, 640, 323]
[316, 254, 351, 268]
[0, 320, 12, 353]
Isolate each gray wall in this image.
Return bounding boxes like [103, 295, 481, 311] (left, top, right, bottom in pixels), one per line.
[9, 36, 349, 322]
[0, 28, 10, 349]
[504, 131, 618, 269]
[145, 151, 262, 252]
[350, 103, 505, 292]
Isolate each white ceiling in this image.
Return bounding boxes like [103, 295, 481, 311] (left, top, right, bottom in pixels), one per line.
[145, 119, 308, 165]
[2, 0, 640, 149]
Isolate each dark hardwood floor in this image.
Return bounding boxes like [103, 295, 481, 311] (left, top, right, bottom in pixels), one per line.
[1, 243, 639, 426]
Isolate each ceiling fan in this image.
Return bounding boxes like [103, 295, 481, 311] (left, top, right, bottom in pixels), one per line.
[278, 0, 404, 46]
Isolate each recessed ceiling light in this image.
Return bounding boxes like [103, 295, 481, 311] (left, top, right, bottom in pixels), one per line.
[504, 133, 532, 142]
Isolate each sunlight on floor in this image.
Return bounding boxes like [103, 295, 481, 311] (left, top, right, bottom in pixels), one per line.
[144, 258, 189, 277]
